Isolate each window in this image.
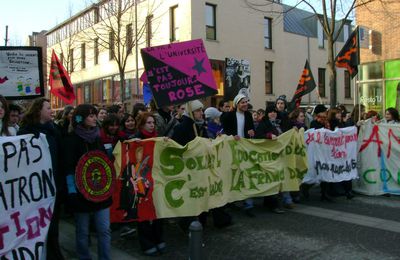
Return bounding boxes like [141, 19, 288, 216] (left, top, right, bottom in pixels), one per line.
[170, 5, 178, 42]
[84, 84, 91, 103]
[146, 15, 153, 47]
[109, 31, 115, 60]
[318, 68, 326, 97]
[264, 17, 272, 49]
[205, 3, 216, 40]
[344, 71, 351, 98]
[69, 48, 74, 72]
[126, 24, 133, 55]
[317, 21, 324, 48]
[265, 61, 273, 94]
[94, 38, 99, 65]
[81, 43, 86, 69]
[343, 24, 349, 42]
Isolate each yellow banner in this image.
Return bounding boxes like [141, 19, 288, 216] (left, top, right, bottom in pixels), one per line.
[151, 129, 307, 218]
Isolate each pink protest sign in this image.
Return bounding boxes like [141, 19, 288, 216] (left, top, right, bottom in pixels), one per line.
[140, 39, 218, 107]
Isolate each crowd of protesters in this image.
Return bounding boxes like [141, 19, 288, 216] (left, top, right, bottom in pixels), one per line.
[1, 93, 400, 258]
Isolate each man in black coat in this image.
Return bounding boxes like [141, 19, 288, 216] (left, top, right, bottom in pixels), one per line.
[221, 93, 255, 217]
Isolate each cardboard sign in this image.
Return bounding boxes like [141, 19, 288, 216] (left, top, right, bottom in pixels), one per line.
[0, 47, 44, 99]
[140, 39, 217, 107]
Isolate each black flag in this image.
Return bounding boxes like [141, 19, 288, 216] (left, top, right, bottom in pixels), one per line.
[335, 27, 360, 78]
[289, 60, 316, 110]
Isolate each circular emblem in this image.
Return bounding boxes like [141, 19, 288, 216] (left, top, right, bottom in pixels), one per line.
[75, 150, 116, 202]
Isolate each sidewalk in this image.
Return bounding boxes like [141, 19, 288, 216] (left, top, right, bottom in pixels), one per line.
[59, 220, 138, 260]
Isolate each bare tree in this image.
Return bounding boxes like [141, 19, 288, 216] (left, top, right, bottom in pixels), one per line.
[82, 0, 161, 102]
[245, 0, 377, 106]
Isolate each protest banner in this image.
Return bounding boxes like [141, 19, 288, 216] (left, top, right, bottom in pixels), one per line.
[111, 129, 307, 222]
[0, 134, 55, 259]
[140, 39, 218, 107]
[355, 121, 400, 195]
[303, 126, 358, 184]
[0, 47, 44, 99]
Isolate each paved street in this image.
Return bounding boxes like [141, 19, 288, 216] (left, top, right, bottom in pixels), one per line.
[60, 186, 400, 259]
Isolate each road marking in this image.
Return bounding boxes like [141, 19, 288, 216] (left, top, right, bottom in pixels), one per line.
[293, 205, 400, 233]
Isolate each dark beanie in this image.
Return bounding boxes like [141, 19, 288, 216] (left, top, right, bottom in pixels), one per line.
[265, 104, 278, 114]
[314, 104, 328, 115]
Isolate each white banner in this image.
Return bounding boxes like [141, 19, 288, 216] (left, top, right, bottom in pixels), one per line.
[0, 134, 55, 259]
[354, 121, 400, 195]
[303, 126, 358, 183]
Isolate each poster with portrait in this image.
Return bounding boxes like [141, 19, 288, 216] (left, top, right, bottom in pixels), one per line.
[224, 58, 250, 101]
[0, 47, 44, 99]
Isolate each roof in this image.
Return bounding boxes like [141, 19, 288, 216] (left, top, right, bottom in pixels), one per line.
[283, 4, 316, 37]
[282, 4, 350, 42]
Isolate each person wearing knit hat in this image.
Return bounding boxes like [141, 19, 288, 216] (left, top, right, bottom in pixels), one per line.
[313, 104, 328, 115]
[221, 93, 256, 217]
[204, 107, 223, 139]
[172, 100, 207, 146]
[204, 107, 222, 120]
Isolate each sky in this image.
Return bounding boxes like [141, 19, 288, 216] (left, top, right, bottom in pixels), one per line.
[1, 0, 89, 46]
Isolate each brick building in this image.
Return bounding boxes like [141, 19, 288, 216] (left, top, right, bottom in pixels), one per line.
[356, 0, 400, 113]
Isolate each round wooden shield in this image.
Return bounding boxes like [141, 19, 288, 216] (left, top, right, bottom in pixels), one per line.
[75, 150, 116, 203]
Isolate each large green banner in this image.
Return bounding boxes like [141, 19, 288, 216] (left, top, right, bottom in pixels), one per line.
[113, 129, 307, 220]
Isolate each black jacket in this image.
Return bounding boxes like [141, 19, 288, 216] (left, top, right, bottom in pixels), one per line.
[18, 122, 65, 195]
[220, 110, 254, 138]
[255, 117, 280, 139]
[171, 115, 208, 146]
[64, 132, 112, 213]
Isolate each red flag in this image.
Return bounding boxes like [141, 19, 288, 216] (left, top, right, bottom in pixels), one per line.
[289, 60, 316, 110]
[335, 27, 360, 78]
[49, 50, 76, 104]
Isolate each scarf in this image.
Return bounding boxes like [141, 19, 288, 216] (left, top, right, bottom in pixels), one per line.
[140, 128, 157, 139]
[270, 120, 283, 135]
[75, 124, 100, 143]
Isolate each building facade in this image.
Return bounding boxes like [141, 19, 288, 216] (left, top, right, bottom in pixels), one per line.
[356, 0, 400, 114]
[46, 0, 351, 111]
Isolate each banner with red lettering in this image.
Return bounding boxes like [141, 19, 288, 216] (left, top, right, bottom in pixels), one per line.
[355, 121, 400, 195]
[140, 39, 218, 107]
[0, 134, 55, 259]
[303, 126, 358, 183]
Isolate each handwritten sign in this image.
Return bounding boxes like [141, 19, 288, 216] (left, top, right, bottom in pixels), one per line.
[0, 47, 44, 99]
[0, 134, 55, 259]
[355, 121, 400, 195]
[140, 39, 217, 107]
[303, 126, 358, 183]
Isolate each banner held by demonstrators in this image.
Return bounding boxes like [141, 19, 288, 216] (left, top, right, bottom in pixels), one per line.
[288, 60, 316, 111]
[335, 26, 360, 78]
[140, 39, 218, 107]
[49, 49, 76, 104]
[355, 121, 400, 195]
[0, 47, 44, 99]
[0, 134, 55, 259]
[111, 129, 307, 222]
[303, 126, 358, 184]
